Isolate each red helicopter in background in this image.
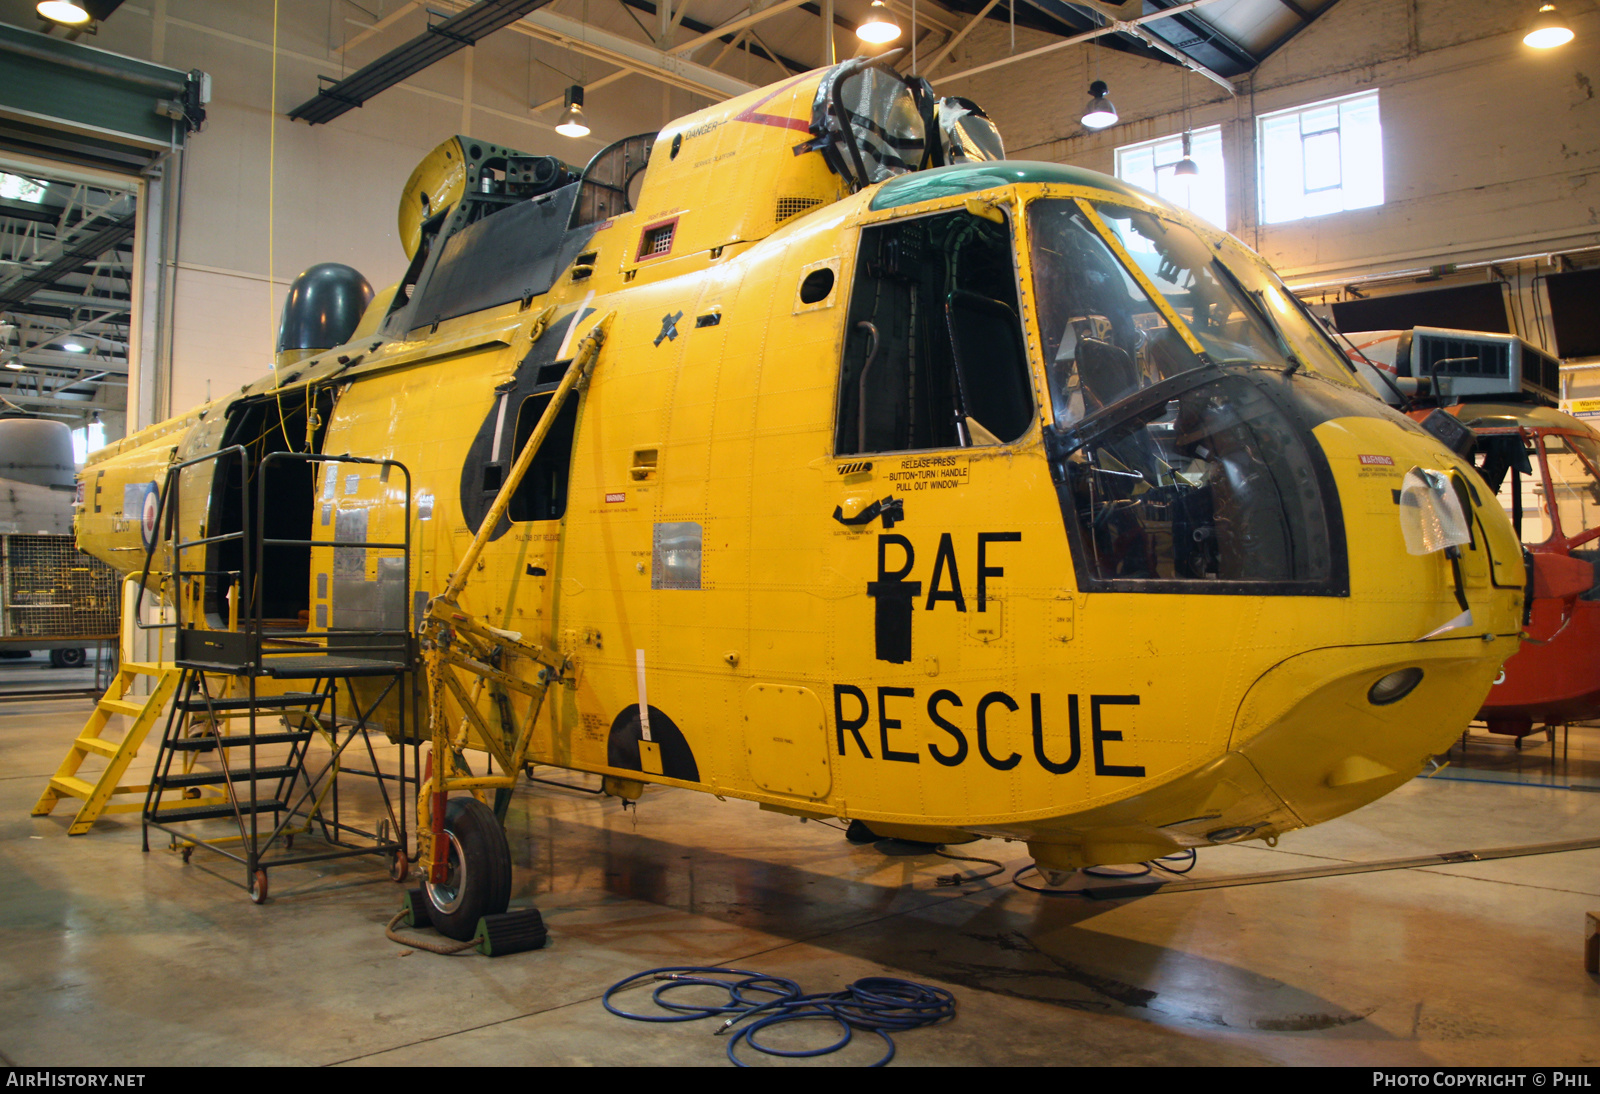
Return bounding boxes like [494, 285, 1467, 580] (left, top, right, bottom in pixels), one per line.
[1345, 326, 1600, 739]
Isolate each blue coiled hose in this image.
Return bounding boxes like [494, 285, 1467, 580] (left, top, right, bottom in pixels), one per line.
[602, 965, 956, 1066]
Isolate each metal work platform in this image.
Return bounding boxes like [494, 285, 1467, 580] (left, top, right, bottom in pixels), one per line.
[132, 447, 420, 902]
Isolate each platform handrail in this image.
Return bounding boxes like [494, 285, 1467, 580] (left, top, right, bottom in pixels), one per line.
[252, 451, 414, 672]
[132, 444, 251, 633]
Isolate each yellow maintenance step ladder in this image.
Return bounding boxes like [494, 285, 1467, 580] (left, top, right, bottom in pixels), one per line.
[32, 661, 182, 835]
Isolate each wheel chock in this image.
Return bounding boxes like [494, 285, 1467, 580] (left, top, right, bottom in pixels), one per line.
[403, 888, 432, 929]
[474, 907, 548, 957]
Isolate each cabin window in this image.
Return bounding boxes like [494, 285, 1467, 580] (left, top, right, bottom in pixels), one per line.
[1482, 435, 1549, 545]
[834, 208, 1033, 455]
[507, 391, 578, 522]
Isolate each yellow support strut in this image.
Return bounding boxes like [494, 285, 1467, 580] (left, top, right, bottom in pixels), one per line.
[416, 313, 611, 883]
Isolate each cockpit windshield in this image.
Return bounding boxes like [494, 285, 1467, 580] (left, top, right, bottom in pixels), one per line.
[1028, 199, 1300, 428]
[1545, 433, 1600, 544]
[1090, 203, 1295, 371]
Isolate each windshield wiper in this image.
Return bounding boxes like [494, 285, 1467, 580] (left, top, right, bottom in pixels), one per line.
[1051, 366, 1220, 458]
[1201, 254, 1302, 375]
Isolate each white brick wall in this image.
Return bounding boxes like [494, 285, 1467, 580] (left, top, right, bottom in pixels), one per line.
[935, 0, 1599, 290]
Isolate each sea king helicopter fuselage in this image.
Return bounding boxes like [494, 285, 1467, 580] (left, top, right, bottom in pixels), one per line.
[78, 59, 1525, 933]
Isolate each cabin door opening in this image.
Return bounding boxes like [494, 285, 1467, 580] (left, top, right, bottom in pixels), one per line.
[204, 389, 335, 630]
[835, 207, 1034, 455]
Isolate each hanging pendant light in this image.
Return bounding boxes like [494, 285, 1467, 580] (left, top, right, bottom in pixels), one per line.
[1081, 80, 1118, 129]
[1174, 131, 1199, 177]
[1523, 3, 1574, 47]
[555, 85, 590, 138]
[856, 0, 902, 44]
[36, 1, 91, 24]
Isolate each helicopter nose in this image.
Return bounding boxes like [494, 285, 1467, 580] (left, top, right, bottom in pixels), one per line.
[1229, 638, 1507, 827]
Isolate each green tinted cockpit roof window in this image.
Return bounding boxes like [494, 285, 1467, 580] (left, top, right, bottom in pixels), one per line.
[869, 161, 1153, 211]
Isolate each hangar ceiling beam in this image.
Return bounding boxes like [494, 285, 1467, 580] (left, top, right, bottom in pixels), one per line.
[920, 0, 1003, 77]
[335, 2, 421, 55]
[1135, 0, 1259, 75]
[881, 0, 961, 34]
[514, 9, 758, 100]
[12, 289, 129, 313]
[288, 0, 557, 126]
[614, 0, 811, 77]
[530, 68, 634, 113]
[0, 209, 135, 309]
[933, 0, 1234, 89]
[668, 0, 814, 54]
[0, 386, 121, 412]
[1124, 23, 1238, 92]
[11, 348, 128, 371]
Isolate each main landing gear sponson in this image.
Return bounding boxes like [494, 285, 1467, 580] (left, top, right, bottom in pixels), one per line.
[424, 796, 512, 940]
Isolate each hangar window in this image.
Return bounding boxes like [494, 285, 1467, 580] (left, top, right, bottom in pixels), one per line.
[1114, 125, 1226, 229]
[1257, 90, 1384, 225]
[835, 207, 1034, 454]
[0, 173, 46, 203]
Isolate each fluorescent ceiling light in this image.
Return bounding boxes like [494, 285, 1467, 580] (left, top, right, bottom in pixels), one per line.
[0, 174, 46, 203]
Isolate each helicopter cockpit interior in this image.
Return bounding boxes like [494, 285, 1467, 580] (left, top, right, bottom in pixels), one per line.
[1028, 199, 1343, 592]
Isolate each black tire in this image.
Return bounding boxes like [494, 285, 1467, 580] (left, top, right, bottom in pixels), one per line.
[49, 648, 86, 669]
[424, 796, 511, 940]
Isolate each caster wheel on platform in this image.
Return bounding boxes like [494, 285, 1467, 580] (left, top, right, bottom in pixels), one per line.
[284, 834, 294, 851]
[249, 869, 269, 904]
[424, 797, 511, 941]
[180, 845, 192, 864]
[390, 848, 410, 883]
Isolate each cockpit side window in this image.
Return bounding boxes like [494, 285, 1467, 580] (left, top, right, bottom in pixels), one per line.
[1055, 373, 1340, 592]
[835, 208, 1033, 455]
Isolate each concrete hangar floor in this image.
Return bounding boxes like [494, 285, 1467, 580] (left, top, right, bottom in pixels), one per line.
[2, 658, 1598, 1067]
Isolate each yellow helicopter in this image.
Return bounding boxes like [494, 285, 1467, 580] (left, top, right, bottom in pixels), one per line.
[77, 56, 1525, 935]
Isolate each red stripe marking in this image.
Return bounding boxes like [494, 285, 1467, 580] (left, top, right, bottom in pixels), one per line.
[732, 72, 815, 133]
